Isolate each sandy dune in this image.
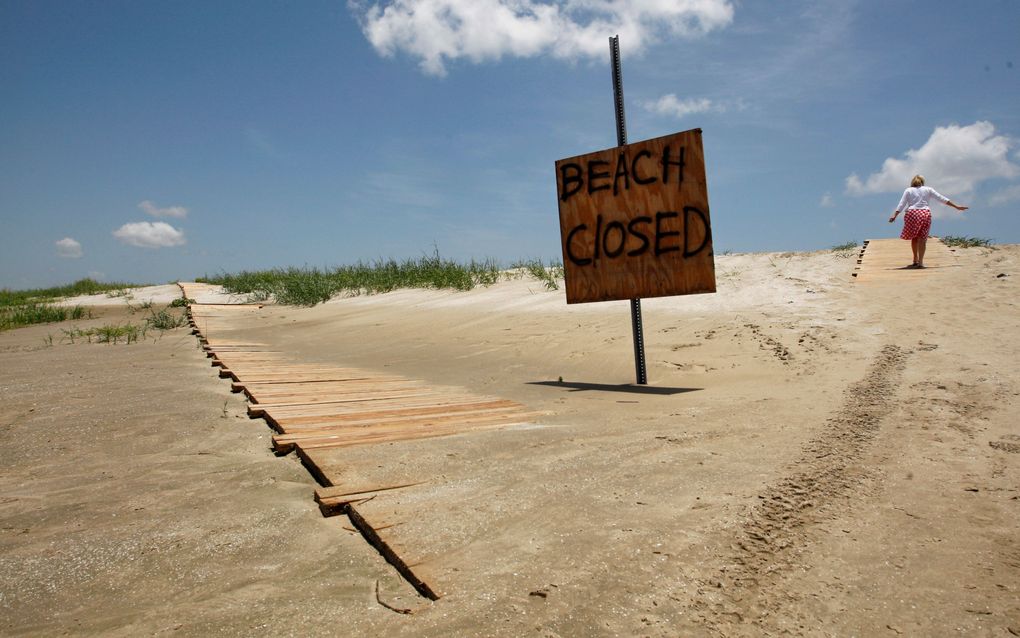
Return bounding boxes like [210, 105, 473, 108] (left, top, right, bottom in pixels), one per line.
[2, 244, 1018, 636]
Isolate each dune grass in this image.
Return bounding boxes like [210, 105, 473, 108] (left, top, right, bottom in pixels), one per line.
[55, 305, 187, 344]
[143, 307, 188, 331]
[0, 277, 140, 332]
[0, 304, 93, 331]
[0, 278, 137, 307]
[830, 240, 859, 259]
[941, 235, 993, 248]
[198, 252, 564, 306]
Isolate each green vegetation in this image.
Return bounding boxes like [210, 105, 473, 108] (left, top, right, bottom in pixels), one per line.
[198, 252, 565, 306]
[941, 235, 993, 248]
[143, 308, 188, 331]
[511, 258, 564, 291]
[830, 240, 859, 259]
[58, 306, 187, 344]
[0, 303, 92, 332]
[93, 324, 142, 344]
[0, 274, 189, 339]
[0, 278, 137, 307]
[170, 297, 195, 307]
[59, 324, 140, 344]
[0, 278, 138, 332]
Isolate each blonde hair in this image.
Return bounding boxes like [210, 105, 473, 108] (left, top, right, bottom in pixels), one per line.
[911, 174, 925, 187]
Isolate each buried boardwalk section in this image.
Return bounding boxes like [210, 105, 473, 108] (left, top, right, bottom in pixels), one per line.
[179, 282, 541, 599]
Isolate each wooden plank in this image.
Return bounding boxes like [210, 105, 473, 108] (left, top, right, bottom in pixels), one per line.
[212, 357, 286, 368]
[227, 372, 385, 383]
[244, 378, 422, 392]
[261, 396, 518, 424]
[266, 394, 519, 416]
[316, 481, 427, 502]
[277, 415, 534, 453]
[263, 406, 538, 434]
[247, 384, 428, 399]
[222, 364, 356, 372]
[271, 410, 539, 446]
[247, 387, 429, 404]
[314, 482, 427, 514]
[234, 377, 416, 395]
[247, 388, 438, 416]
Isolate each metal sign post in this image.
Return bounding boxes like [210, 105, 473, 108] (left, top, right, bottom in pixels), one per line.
[609, 35, 648, 385]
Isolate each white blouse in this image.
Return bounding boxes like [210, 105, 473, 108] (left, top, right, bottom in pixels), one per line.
[896, 186, 949, 212]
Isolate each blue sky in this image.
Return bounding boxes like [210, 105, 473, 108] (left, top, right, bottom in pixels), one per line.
[2, 0, 1018, 289]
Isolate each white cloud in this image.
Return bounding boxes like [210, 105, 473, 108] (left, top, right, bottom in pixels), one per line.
[820, 193, 834, 208]
[845, 121, 1020, 197]
[113, 221, 186, 248]
[642, 94, 717, 119]
[988, 184, 1020, 207]
[139, 200, 188, 219]
[55, 237, 83, 259]
[350, 0, 735, 75]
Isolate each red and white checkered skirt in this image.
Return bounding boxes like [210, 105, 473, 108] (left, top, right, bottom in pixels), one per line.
[900, 208, 931, 240]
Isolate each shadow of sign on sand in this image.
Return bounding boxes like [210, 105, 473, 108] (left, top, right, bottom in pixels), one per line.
[528, 380, 701, 395]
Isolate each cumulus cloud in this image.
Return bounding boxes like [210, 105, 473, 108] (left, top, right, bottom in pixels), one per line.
[55, 237, 83, 259]
[820, 193, 834, 208]
[113, 221, 186, 248]
[350, 0, 735, 75]
[845, 121, 1020, 197]
[642, 94, 717, 119]
[139, 200, 188, 219]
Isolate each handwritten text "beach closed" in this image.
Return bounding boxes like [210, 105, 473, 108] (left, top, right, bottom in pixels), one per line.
[555, 128, 716, 304]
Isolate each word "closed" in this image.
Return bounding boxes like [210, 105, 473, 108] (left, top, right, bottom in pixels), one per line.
[565, 207, 710, 267]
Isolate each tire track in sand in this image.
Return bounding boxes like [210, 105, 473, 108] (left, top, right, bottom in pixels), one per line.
[697, 344, 909, 632]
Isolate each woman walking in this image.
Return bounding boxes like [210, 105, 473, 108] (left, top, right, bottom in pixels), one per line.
[889, 175, 968, 268]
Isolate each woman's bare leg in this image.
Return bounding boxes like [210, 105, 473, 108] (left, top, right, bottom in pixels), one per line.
[917, 236, 927, 267]
[910, 238, 920, 265]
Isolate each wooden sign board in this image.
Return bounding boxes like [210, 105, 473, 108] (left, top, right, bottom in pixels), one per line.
[555, 128, 716, 304]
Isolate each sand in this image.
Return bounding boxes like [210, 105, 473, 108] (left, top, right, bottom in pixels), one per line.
[2, 245, 1018, 636]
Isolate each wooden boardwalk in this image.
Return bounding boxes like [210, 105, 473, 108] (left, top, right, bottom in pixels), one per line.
[178, 282, 540, 599]
[851, 237, 958, 284]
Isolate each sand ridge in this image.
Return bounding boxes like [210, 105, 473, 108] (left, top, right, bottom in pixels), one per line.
[2, 244, 1018, 636]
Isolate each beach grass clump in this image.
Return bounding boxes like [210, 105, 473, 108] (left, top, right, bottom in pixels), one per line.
[831, 240, 859, 253]
[0, 303, 92, 332]
[511, 258, 564, 290]
[144, 308, 187, 331]
[0, 277, 143, 331]
[58, 323, 143, 344]
[199, 251, 544, 306]
[59, 323, 144, 344]
[60, 317, 181, 344]
[0, 278, 137, 308]
[93, 324, 142, 344]
[941, 235, 993, 249]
